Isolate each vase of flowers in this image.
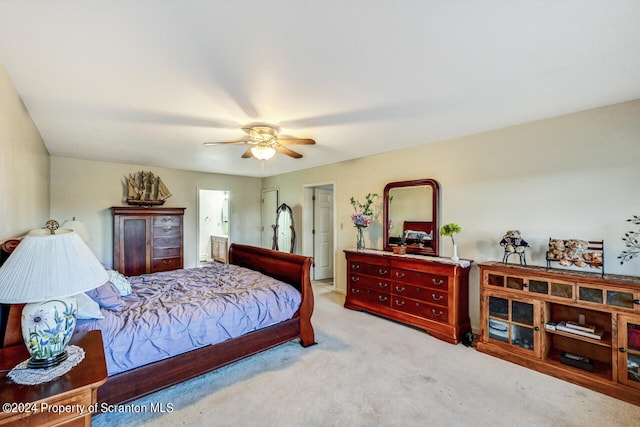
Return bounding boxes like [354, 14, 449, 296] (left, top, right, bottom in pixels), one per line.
[350, 193, 378, 251]
[440, 223, 461, 261]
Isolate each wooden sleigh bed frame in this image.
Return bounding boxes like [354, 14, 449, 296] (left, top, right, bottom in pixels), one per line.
[0, 241, 315, 406]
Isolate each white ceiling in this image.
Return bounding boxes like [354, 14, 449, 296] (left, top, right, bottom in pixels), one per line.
[1, 1, 639, 178]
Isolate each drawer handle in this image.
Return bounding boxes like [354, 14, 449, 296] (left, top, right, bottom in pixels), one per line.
[395, 272, 405, 279]
[351, 276, 360, 282]
[351, 264, 360, 270]
[163, 226, 173, 232]
[432, 279, 444, 286]
[431, 293, 444, 301]
[378, 295, 388, 302]
[162, 260, 172, 265]
[351, 288, 360, 294]
[431, 309, 444, 317]
[163, 217, 172, 222]
[378, 282, 388, 289]
[395, 299, 405, 306]
[378, 269, 388, 275]
[395, 286, 405, 293]
[634, 299, 640, 305]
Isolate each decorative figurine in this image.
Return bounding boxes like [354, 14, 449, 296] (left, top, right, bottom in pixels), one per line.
[500, 230, 530, 265]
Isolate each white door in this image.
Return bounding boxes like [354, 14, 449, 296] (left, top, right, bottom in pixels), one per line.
[313, 187, 333, 280]
[261, 189, 278, 249]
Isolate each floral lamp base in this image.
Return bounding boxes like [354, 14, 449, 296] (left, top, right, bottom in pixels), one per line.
[21, 297, 77, 369]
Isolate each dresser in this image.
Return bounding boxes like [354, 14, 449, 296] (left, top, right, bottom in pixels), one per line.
[344, 249, 472, 344]
[112, 206, 186, 275]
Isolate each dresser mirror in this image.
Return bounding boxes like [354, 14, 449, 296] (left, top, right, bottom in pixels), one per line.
[383, 179, 440, 256]
[272, 203, 295, 253]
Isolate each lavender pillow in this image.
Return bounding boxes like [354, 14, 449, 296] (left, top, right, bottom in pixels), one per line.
[86, 281, 125, 312]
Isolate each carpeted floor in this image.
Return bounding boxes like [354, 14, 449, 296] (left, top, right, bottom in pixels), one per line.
[93, 284, 640, 426]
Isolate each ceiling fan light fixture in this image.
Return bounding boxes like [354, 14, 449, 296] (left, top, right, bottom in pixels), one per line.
[251, 144, 276, 160]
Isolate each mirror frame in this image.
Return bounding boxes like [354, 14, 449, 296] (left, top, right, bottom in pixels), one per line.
[272, 203, 296, 253]
[383, 178, 440, 256]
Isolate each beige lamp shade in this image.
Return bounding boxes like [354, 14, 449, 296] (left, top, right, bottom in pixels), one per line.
[61, 218, 91, 242]
[0, 228, 108, 303]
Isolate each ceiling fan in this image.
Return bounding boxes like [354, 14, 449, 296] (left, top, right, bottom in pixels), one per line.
[203, 125, 315, 160]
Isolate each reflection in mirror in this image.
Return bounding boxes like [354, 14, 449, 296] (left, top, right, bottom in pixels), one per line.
[272, 203, 295, 253]
[383, 179, 440, 256]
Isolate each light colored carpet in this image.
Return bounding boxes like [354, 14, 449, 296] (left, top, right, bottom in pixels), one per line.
[93, 285, 640, 427]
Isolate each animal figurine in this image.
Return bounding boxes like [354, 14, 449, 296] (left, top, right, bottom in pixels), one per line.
[500, 230, 530, 265]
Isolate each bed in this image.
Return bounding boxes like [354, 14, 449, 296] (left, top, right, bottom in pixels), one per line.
[0, 241, 315, 406]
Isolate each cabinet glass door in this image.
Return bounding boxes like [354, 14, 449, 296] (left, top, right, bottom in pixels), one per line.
[626, 321, 640, 385]
[486, 295, 538, 354]
[618, 315, 640, 388]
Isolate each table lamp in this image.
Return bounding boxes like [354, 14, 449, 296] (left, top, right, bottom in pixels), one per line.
[0, 221, 108, 369]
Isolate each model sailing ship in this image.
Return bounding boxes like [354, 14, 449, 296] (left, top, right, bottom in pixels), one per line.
[126, 171, 172, 206]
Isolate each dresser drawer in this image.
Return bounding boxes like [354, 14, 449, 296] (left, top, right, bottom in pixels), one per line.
[349, 273, 391, 293]
[9, 389, 93, 427]
[348, 285, 391, 308]
[349, 261, 390, 278]
[391, 268, 448, 290]
[392, 296, 449, 323]
[392, 284, 448, 307]
[154, 235, 182, 248]
[153, 215, 182, 227]
[153, 246, 181, 258]
[153, 225, 181, 237]
[152, 257, 182, 271]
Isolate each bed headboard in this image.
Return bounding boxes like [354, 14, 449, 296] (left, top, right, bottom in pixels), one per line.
[403, 220, 433, 235]
[0, 239, 24, 348]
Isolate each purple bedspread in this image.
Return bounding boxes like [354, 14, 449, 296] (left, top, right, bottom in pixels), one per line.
[75, 263, 302, 375]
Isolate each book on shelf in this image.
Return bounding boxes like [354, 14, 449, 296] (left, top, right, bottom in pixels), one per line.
[544, 321, 557, 331]
[555, 321, 603, 340]
[564, 320, 596, 333]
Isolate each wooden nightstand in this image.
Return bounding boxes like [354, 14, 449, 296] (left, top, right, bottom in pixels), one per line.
[0, 330, 107, 426]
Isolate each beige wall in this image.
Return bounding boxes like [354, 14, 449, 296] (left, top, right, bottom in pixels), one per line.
[264, 99, 640, 332]
[50, 157, 262, 267]
[0, 63, 50, 240]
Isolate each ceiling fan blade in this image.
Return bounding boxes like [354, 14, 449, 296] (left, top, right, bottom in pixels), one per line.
[203, 140, 249, 146]
[275, 145, 303, 159]
[278, 138, 315, 145]
[241, 147, 254, 158]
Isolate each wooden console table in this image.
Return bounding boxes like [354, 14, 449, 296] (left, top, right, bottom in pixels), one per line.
[477, 261, 640, 405]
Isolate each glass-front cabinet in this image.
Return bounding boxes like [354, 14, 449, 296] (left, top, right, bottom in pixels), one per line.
[483, 292, 541, 357]
[478, 262, 640, 405]
[618, 315, 640, 389]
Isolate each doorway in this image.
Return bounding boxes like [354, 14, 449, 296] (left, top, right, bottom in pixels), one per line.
[197, 189, 230, 263]
[303, 184, 334, 283]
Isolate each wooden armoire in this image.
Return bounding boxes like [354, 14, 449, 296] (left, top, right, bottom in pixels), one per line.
[112, 206, 186, 276]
